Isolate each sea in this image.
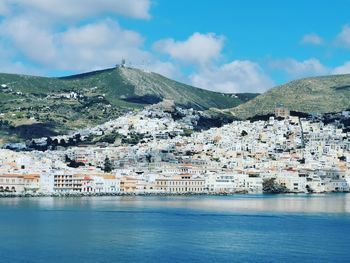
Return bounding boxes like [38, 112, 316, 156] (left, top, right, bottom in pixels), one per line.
[0, 194, 349, 263]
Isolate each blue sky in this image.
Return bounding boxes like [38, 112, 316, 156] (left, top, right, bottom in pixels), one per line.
[1, 0, 350, 93]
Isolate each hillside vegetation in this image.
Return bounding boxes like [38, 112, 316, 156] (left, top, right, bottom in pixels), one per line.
[229, 74, 350, 119]
[0, 66, 256, 143]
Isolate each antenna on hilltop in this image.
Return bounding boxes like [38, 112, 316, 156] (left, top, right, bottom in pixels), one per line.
[121, 58, 126, 68]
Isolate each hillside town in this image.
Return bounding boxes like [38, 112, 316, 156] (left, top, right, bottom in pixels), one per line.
[1, 101, 350, 196]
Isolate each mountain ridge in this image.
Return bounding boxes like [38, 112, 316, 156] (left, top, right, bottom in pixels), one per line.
[228, 74, 350, 119]
[0, 66, 258, 143]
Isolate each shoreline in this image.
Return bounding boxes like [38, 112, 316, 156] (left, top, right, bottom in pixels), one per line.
[0, 191, 348, 198]
[0, 192, 244, 198]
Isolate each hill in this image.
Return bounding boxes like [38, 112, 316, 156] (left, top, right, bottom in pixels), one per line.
[60, 67, 249, 109]
[229, 74, 350, 119]
[0, 66, 257, 143]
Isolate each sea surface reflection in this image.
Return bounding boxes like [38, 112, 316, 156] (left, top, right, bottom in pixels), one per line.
[1, 193, 350, 214]
[0, 194, 350, 263]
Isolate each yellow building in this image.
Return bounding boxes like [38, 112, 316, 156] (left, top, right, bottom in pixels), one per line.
[155, 174, 205, 193]
[0, 174, 40, 193]
[120, 176, 138, 192]
[0, 174, 24, 192]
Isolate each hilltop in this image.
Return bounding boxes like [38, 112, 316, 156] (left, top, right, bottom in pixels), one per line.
[0, 66, 257, 143]
[229, 74, 350, 119]
[59, 67, 249, 109]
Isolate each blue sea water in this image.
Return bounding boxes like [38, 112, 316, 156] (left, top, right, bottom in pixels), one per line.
[0, 194, 350, 263]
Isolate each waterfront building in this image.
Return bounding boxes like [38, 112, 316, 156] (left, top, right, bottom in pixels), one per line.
[206, 173, 236, 193]
[120, 176, 138, 193]
[155, 174, 205, 193]
[40, 173, 55, 193]
[23, 174, 40, 193]
[0, 174, 25, 192]
[324, 178, 349, 192]
[276, 173, 307, 193]
[233, 174, 263, 193]
[0, 173, 40, 193]
[54, 174, 84, 193]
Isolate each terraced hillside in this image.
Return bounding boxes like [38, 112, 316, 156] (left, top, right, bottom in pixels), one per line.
[229, 74, 350, 119]
[0, 66, 256, 143]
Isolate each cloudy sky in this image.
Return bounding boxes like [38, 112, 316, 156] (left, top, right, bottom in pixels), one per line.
[0, 0, 350, 93]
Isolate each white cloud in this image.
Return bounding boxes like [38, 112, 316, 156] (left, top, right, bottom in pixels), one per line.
[154, 32, 274, 93]
[301, 33, 323, 45]
[0, 16, 57, 66]
[0, 42, 38, 75]
[0, 61, 44, 76]
[57, 20, 150, 71]
[0, 16, 152, 71]
[332, 61, 350, 75]
[269, 57, 350, 79]
[154, 32, 224, 66]
[60, 21, 143, 49]
[0, 0, 154, 73]
[335, 24, 350, 49]
[269, 58, 329, 77]
[190, 60, 274, 93]
[147, 61, 181, 79]
[0, 0, 151, 20]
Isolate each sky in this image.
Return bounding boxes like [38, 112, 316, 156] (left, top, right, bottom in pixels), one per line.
[1, 0, 350, 93]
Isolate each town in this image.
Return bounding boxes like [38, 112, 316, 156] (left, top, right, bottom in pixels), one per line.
[1, 101, 350, 196]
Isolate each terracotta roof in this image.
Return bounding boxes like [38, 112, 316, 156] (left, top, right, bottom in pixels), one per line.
[101, 175, 116, 180]
[180, 164, 192, 167]
[23, 174, 40, 180]
[0, 174, 23, 178]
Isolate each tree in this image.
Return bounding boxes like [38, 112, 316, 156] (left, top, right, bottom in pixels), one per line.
[74, 133, 82, 143]
[46, 137, 53, 146]
[52, 139, 59, 147]
[68, 137, 74, 146]
[183, 129, 193, 137]
[50, 138, 59, 150]
[67, 160, 85, 168]
[64, 154, 71, 163]
[339, 156, 346, 162]
[241, 130, 248, 137]
[103, 157, 113, 173]
[60, 138, 66, 147]
[31, 140, 37, 148]
[263, 178, 288, 193]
